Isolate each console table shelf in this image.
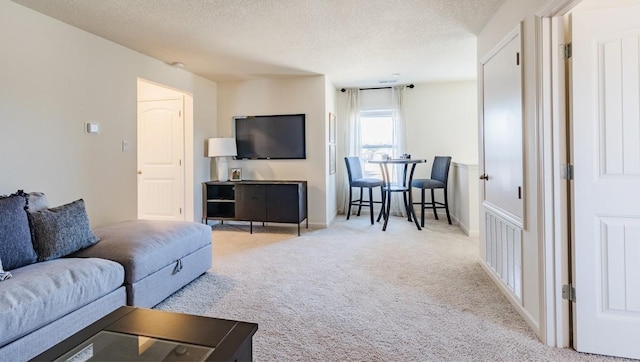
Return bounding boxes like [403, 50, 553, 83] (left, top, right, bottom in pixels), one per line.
[203, 180, 308, 235]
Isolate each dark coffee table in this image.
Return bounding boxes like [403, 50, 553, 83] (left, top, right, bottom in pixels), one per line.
[32, 306, 258, 362]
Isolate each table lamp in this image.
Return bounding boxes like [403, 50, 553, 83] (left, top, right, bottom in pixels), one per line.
[208, 138, 237, 181]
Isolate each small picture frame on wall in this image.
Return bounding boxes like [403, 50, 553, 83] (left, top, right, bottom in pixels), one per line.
[329, 112, 337, 144]
[230, 168, 242, 181]
[329, 144, 336, 174]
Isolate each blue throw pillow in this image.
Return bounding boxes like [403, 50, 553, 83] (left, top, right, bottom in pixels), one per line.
[28, 199, 99, 261]
[0, 194, 38, 270]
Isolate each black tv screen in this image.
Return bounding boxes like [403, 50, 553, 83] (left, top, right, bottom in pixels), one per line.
[234, 114, 306, 159]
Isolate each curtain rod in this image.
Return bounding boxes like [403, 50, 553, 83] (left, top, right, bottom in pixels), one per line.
[340, 84, 414, 92]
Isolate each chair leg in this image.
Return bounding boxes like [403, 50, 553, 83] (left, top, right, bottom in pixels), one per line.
[431, 189, 439, 220]
[368, 187, 374, 225]
[421, 188, 426, 227]
[407, 186, 421, 231]
[383, 187, 392, 231]
[443, 188, 452, 224]
[347, 187, 353, 220]
[357, 187, 363, 216]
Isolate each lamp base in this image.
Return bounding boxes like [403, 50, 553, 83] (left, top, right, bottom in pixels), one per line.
[216, 157, 228, 181]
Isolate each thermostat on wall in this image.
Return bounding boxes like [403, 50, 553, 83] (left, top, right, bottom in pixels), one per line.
[85, 122, 100, 134]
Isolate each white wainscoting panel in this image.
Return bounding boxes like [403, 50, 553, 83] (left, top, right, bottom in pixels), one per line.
[451, 162, 479, 236]
[485, 208, 523, 302]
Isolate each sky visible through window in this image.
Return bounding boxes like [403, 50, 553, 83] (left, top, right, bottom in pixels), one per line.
[360, 109, 393, 176]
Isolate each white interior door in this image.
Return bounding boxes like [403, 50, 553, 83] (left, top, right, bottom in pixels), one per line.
[137, 98, 185, 220]
[481, 27, 524, 223]
[571, 1, 640, 359]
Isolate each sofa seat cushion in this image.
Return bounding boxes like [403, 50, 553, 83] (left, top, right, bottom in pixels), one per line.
[0, 258, 124, 346]
[74, 220, 212, 284]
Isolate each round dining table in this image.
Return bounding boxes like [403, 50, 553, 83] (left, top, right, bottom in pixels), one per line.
[368, 158, 427, 231]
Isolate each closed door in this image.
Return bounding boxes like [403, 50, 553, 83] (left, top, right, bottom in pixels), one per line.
[137, 99, 185, 220]
[481, 29, 524, 222]
[571, 1, 640, 359]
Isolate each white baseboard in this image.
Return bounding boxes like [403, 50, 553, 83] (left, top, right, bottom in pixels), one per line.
[480, 261, 540, 337]
[452, 215, 479, 237]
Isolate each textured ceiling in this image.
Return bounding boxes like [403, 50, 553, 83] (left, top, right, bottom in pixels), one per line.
[12, 0, 505, 87]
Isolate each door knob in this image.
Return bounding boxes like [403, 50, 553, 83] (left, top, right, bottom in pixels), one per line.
[479, 174, 489, 180]
[137, 170, 142, 175]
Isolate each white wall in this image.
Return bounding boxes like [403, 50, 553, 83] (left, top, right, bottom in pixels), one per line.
[477, 0, 552, 339]
[216, 76, 328, 227]
[0, 1, 217, 226]
[405, 82, 478, 179]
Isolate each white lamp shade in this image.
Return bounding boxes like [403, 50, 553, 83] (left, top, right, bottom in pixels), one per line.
[207, 138, 237, 157]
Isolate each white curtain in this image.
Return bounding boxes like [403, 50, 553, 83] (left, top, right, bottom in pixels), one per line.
[390, 85, 408, 216]
[340, 88, 360, 214]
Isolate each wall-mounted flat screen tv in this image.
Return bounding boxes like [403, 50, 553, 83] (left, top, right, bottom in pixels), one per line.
[234, 114, 306, 159]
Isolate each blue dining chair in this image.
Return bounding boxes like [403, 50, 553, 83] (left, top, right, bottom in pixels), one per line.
[411, 156, 452, 226]
[345, 157, 384, 224]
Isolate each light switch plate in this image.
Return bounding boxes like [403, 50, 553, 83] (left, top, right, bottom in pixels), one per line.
[85, 122, 100, 134]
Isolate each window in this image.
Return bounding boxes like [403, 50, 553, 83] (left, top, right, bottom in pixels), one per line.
[359, 109, 393, 177]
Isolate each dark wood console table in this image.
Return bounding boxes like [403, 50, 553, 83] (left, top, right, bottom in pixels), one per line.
[203, 180, 308, 235]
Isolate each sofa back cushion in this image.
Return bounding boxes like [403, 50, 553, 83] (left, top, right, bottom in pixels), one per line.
[0, 195, 38, 270]
[28, 199, 99, 261]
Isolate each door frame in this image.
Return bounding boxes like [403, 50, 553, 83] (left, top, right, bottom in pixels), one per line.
[136, 78, 194, 221]
[535, 0, 582, 348]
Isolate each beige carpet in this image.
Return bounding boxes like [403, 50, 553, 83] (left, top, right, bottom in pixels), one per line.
[156, 216, 621, 361]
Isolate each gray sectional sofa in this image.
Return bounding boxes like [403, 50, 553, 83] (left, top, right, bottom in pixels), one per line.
[0, 192, 212, 361]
